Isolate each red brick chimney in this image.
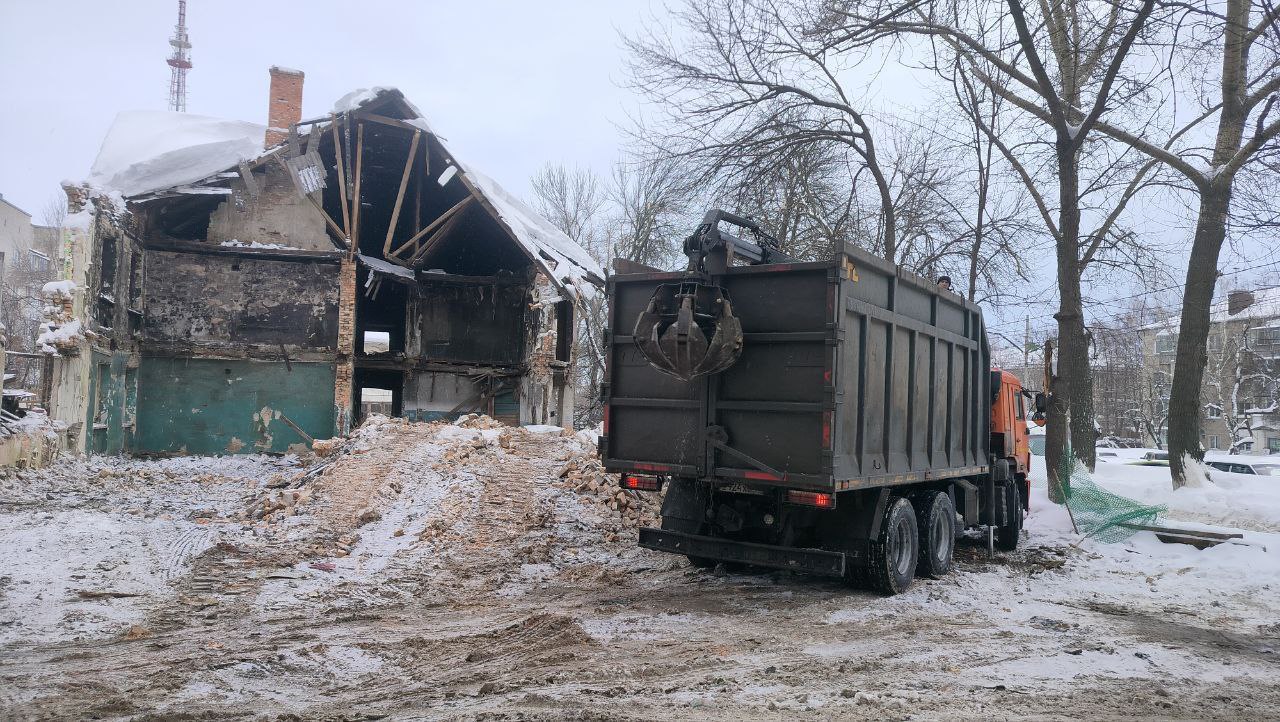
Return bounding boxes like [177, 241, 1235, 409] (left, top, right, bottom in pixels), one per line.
[265, 66, 305, 147]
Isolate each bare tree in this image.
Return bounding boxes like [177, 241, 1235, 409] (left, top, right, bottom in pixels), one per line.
[529, 164, 613, 426]
[821, 0, 1163, 479]
[624, 0, 904, 260]
[714, 141, 866, 260]
[1076, 0, 1280, 486]
[0, 194, 63, 391]
[897, 80, 1038, 304]
[1205, 313, 1280, 452]
[607, 156, 694, 270]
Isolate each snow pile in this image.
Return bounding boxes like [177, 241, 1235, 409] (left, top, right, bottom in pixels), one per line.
[41, 280, 75, 301]
[88, 111, 265, 197]
[1035, 449, 1280, 533]
[332, 88, 384, 114]
[37, 318, 85, 355]
[220, 239, 299, 250]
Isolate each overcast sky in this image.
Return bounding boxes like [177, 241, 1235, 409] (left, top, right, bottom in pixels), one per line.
[0, 0, 651, 219]
[2, 0, 1273, 347]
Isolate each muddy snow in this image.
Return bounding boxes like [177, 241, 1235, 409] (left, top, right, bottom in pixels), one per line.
[2, 417, 1278, 719]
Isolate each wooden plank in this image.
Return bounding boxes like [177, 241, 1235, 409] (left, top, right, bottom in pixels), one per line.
[1119, 522, 1244, 540]
[413, 165, 422, 237]
[356, 112, 421, 132]
[352, 122, 364, 249]
[423, 131, 431, 180]
[276, 411, 315, 445]
[330, 116, 351, 239]
[305, 121, 322, 155]
[409, 207, 468, 266]
[238, 161, 260, 198]
[390, 195, 474, 259]
[383, 130, 421, 256]
[1153, 532, 1229, 550]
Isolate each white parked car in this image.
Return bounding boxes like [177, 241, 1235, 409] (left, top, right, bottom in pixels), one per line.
[1204, 459, 1280, 476]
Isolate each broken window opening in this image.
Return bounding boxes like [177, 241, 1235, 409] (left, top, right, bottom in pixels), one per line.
[146, 194, 222, 242]
[99, 235, 118, 294]
[96, 235, 118, 328]
[355, 267, 407, 356]
[555, 300, 573, 363]
[94, 362, 111, 428]
[360, 387, 394, 418]
[353, 368, 404, 424]
[363, 331, 391, 354]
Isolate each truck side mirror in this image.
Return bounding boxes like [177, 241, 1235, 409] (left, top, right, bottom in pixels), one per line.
[1034, 392, 1048, 413]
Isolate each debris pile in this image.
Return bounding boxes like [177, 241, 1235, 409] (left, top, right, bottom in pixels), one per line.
[555, 453, 661, 534]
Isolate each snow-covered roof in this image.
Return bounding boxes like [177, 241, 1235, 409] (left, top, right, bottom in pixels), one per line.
[341, 88, 603, 295]
[1213, 287, 1280, 324]
[88, 89, 603, 296]
[1139, 286, 1280, 332]
[89, 111, 265, 197]
[464, 167, 603, 297]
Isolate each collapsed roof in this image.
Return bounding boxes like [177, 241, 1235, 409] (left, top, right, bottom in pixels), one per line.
[87, 89, 603, 298]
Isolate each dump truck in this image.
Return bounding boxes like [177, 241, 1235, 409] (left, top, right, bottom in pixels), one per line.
[599, 211, 1038, 594]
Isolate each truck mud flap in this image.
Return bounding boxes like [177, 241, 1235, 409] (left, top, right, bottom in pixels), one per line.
[638, 527, 847, 578]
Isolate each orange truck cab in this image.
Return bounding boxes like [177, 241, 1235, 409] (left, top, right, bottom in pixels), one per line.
[990, 369, 1032, 511]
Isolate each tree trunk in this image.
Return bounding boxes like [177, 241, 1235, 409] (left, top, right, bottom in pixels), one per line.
[1045, 138, 1096, 499]
[1167, 185, 1232, 487]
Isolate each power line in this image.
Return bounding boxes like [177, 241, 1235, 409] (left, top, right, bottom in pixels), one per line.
[986, 257, 1280, 333]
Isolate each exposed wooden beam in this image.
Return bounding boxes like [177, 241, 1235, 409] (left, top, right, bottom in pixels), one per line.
[356, 112, 422, 133]
[390, 195, 474, 260]
[423, 131, 431, 180]
[330, 115, 351, 239]
[409, 205, 469, 266]
[351, 122, 365, 250]
[237, 161, 260, 198]
[383, 130, 421, 256]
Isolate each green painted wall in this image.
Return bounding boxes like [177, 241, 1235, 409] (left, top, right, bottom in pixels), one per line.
[136, 357, 336, 455]
[87, 350, 134, 456]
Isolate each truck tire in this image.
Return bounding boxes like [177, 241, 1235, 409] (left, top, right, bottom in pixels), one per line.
[660, 478, 716, 568]
[913, 491, 955, 578]
[996, 481, 1023, 551]
[866, 496, 919, 595]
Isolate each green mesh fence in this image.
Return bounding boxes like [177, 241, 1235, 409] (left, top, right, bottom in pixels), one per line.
[1052, 452, 1166, 543]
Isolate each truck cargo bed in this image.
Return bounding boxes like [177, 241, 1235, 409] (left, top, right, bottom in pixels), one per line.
[601, 246, 991, 491]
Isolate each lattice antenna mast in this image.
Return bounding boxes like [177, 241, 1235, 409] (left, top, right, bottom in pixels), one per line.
[166, 0, 193, 112]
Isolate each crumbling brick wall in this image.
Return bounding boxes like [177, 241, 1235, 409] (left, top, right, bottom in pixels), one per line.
[206, 163, 329, 250]
[334, 256, 356, 434]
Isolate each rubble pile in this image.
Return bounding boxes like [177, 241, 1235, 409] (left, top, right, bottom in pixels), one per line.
[555, 453, 662, 533]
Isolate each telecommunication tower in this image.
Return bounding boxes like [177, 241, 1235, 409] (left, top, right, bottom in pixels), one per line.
[166, 0, 193, 112]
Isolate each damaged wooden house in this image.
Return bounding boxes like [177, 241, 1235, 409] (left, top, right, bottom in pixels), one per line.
[41, 67, 603, 455]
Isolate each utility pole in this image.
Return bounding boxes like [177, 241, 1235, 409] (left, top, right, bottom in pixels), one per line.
[1023, 316, 1031, 370]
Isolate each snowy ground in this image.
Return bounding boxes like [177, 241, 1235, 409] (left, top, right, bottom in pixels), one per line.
[2, 421, 1278, 719]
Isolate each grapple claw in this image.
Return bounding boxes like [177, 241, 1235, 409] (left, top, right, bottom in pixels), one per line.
[632, 282, 743, 381]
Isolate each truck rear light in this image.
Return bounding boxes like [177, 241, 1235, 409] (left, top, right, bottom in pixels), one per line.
[621, 474, 662, 491]
[786, 490, 836, 509]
